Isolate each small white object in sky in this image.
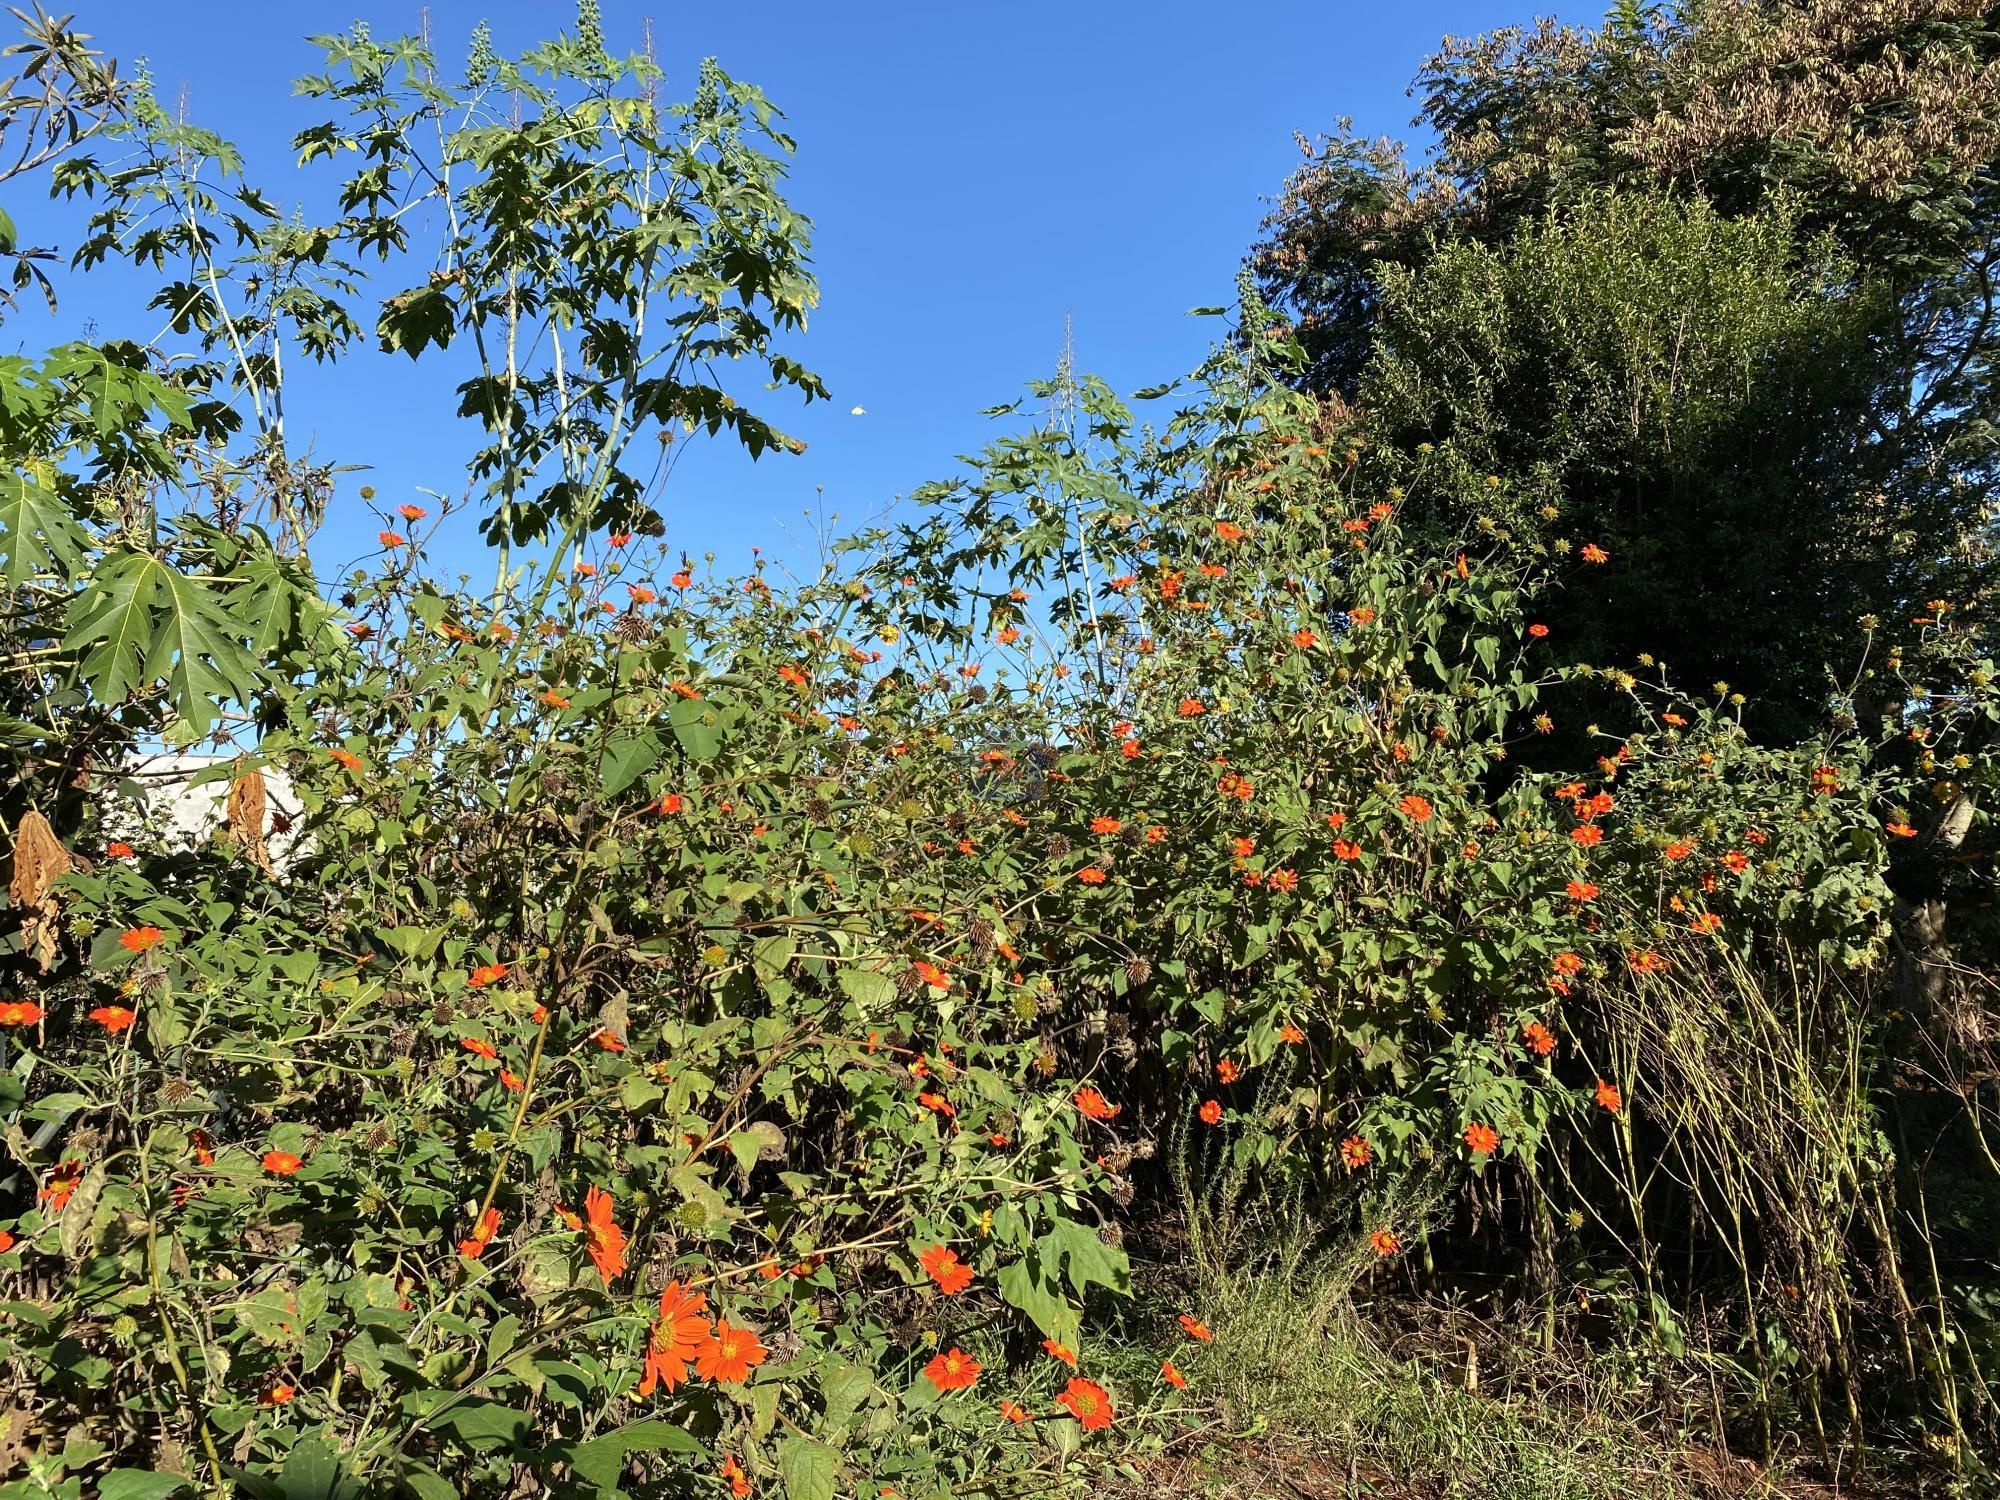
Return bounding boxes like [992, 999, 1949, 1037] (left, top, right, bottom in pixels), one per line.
[850, 405, 866, 416]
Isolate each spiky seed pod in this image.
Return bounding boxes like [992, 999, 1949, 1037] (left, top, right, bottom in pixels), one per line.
[1123, 954, 1152, 987]
[363, 1122, 395, 1152]
[1043, 833, 1072, 859]
[159, 1079, 197, 1107]
[967, 919, 995, 962]
[431, 1002, 455, 1026]
[391, 1025, 418, 1055]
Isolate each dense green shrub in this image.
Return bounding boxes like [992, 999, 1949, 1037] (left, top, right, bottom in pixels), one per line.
[3, 8, 1998, 1499]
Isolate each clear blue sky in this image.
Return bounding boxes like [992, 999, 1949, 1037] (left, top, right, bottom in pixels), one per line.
[19, 1, 1578, 583]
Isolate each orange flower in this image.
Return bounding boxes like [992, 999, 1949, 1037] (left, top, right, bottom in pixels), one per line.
[1090, 816, 1122, 835]
[1692, 912, 1724, 934]
[119, 926, 164, 953]
[500, 1069, 525, 1091]
[911, 960, 950, 989]
[999, 1399, 1032, 1424]
[1075, 866, 1107, 885]
[1580, 543, 1608, 564]
[1178, 1313, 1213, 1342]
[0, 1231, 13, 1253]
[1626, 949, 1668, 974]
[0, 1001, 43, 1026]
[1463, 1122, 1499, 1157]
[1198, 1099, 1222, 1125]
[1528, 623, 1549, 638]
[1074, 1086, 1120, 1121]
[627, 584, 657, 605]
[1885, 819, 1918, 838]
[41, 1160, 84, 1210]
[89, 1005, 136, 1033]
[1160, 1359, 1187, 1388]
[468, 962, 508, 988]
[1120, 739, 1142, 759]
[539, 689, 571, 709]
[1145, 824, 1167, 843]
[1055, 1376, 1114, 1430]
[1564, 880, 1598, 903]
[1230, 836, 1255, 859]
[106, 841, 134, 858]
[378, 530, 406, 547]
[1216, 1058, 1239, 1084]
[581, 1184, 627, 1284]
[995, 626, 1020, 645]
[639, 1280, 710, 1396]
[1347, 606, 1376, 626]
[1570, 824, 1603, 847]
[1331, 838, 1361, 861]
[1522, 1021, 1557, 1057]
[920, 1243, 975, 1295]
[262, 1150, 303, 1176]
[1398, 794, 1433, 823]
[694, 1318, 767, 1384]
[1369, 1227, 1400, 1258]
[1292, 629, 1317, 648]
[399, 503, 427, 521]
[458, 1206, 502, 1259]
[1215, 520, 1247, 542]
[461, 1037, 498, 1060]
[720, 1454, 751, 1499]
[260, 1383, 296, 1407]
[1594, 1078, 1624, 1113]
[329, 747, 362, 771]
[1722, 850, 1749, 873]
[1041, 1337, 1078, 1366]
[592, 1028, 627, 1052]
[924, 1346, 981, 1392]
[1279, 1022, 1305, 1045]
[1665, 840, 1695, 860]
[1810, 764, 1839, 795]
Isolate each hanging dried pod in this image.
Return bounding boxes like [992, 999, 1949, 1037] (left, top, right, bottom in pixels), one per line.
[223, 766, 274, 876]
[8, 810, 72, 973]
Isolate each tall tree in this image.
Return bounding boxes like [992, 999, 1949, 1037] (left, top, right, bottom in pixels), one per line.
[1251, 0, 2000, 727]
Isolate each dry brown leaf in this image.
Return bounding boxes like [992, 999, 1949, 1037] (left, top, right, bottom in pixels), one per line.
[7, 809, 71, 973]
[224, 766, 274, 876]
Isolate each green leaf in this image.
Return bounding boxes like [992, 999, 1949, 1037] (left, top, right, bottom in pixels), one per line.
[422, 1397, 531, 1451]
[395, 1466, 457, 1500]
[668, 697, 724, 759]
[279, 1438, 350, 1500]
[837, 967, 896, 1012]
[560, 1419, 704, 1488]
[0, 466, 90, 588]
[96, 1472, 190, 1500]
[997, 1251, 1078, 1347]
[1044, 1218, 1130, 1298]
[777, 1434, 837, 1500]
[600, 731, 664, 796]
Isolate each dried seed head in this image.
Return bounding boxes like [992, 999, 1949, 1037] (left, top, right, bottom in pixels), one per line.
[1043, 833, 1072, 859]
[1123, 954, 1153, 987]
